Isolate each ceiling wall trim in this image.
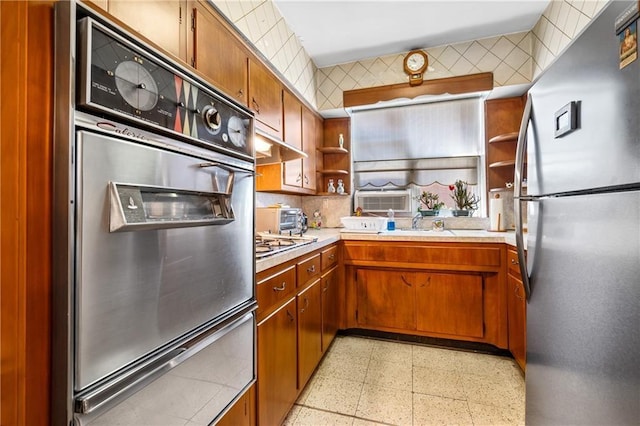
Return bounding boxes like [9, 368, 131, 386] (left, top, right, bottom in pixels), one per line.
[343, 72, 493, 108]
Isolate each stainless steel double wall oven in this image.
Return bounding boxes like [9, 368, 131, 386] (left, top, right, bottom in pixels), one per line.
[53, 3, 256, 424]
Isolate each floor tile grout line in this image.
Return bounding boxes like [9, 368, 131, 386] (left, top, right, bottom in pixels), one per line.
[292, 402, 399, 425]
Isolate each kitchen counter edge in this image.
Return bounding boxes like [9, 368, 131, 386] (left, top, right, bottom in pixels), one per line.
[256, 229, 522, 273]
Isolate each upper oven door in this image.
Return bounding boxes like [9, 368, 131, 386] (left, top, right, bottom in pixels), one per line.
[74, 130, 255, 392]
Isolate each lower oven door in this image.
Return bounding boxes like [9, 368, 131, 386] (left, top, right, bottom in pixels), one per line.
[74, 310, 255, 425]
[74, 130, 255, 392]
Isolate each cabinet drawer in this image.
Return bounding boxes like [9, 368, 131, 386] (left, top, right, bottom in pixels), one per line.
[507, 249, 521, 277]
[257, 265, 296, 317]
[321, 245, 338, 271]
[297, 254, 321, 287]
[344, 243, 501, 268]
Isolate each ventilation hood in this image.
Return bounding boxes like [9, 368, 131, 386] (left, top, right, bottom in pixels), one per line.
[254, 129, 307, 165]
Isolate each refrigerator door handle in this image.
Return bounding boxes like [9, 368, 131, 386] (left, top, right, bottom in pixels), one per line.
[515, 94, 532, 300]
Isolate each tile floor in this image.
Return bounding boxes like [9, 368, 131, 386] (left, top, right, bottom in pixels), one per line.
[284, 335, 525, 426]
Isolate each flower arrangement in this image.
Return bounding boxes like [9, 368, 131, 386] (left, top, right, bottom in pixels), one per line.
[449, 180, 480, 211]
[416, 191, 444, 211]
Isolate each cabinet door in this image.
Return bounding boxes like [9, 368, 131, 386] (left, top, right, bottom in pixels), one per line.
[108, 0, 187, 62]
[215, 383, 255, 426]
[321, 267, 340, 352]
[249, 58, 282, 136]
[356, 269, 416, 331]
[257, 298, 297, 426]
[191, 0, 248, 106]
[297, 280, 323, 389]
[416, 272, 484, 338]
[507, 274, 527, 371]
[301, 107, 317, 191]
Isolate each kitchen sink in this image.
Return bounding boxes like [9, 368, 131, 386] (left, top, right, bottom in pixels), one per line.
[379, 229, 453, 236]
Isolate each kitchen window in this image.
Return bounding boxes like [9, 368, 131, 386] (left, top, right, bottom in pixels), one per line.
[351, 96, 486, 214]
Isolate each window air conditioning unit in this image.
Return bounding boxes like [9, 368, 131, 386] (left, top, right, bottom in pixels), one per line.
[353, 189, 417, 215]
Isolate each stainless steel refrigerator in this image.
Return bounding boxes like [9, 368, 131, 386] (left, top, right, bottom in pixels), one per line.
[514, 1, 640, 424]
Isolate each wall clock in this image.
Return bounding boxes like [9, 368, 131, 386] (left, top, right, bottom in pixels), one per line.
[403, 49, 428, 86]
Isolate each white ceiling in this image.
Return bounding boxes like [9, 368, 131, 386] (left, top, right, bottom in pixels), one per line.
[272, 0, 551, 68]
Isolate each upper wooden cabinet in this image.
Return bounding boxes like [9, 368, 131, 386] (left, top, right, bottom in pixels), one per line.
[190, 0, 248, 106]
[249, 58, 283, 137]
[318, 118, 351, 195]
[301, 107, 318, 191]
[105, 0, 188, 63]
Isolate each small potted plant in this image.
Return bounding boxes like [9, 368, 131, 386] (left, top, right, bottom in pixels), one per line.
[416, 191, 444, 216]
[449, 180, 479, 216]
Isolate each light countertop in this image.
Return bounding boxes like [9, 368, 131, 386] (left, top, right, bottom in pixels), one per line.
[256, 228, 524, 273]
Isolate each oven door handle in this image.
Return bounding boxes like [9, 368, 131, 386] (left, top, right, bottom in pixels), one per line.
[198, 162, 255, 174]
[199, 162, 255, 195]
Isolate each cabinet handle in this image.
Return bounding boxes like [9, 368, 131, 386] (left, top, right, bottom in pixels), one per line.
[323, 280, 331, 293]
[400, 275, 413, 287]
[307, 265, 316, 274]
[511, 258, 519, 265]
[515, 283, 525, 301]
[328, 254, 335, 260]
[300, 297, 309, 313]
[237, 89, 244, 98]
[304, 174, 309, 184]
[296, 173, 302, 183]
[286, 310, 295, 322]
[273, 282, 286, 292]
[251, 97, 260, 114]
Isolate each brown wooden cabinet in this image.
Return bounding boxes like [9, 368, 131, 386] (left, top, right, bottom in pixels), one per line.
[301, 107, 318, 191]
[318, 118, 351, 195]
[297, 279, 323, 389]
[485, 96, 526, 194]
[256, 243, 341, 425]
[257, 297, 297, 426]
[106, 0, 188, 63]
[191, 0, 248, 106]
[249, 58, 283, 137]
[283, 90, 303, 187]
[507, 248, 526, 371]
[215, 384, 256, 426]
[356, 269, 417, 330]
[416, 272, 484, 338]
[343, 241, 508, 348]
[321, 266, 340, 351]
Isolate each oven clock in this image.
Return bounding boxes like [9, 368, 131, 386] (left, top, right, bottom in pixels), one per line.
[403, 50, 428, 86]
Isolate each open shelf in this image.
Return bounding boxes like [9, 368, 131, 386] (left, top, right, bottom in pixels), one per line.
[316, 192, 350, 196]
[489, 160, 516, 168]
[317, 146, 348, 154]
[489, 132, 519, 144]
[317, 169, 349, 175]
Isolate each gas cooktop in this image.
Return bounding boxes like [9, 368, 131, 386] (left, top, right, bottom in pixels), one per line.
[255, 232, 318, 259]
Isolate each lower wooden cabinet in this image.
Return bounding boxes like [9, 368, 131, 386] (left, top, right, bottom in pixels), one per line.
[355, 269, 484, 339]
[356, 269, 416, 330]
[215, 384, 255, 426]
[344, 241, 508, 348]
[257, 298, 297, 426]
[416, 272, 484, 338]
[297, 279, 323, 388]
[507, 248, 526, 371]
[321, 266, 340, 351]
[256, 243, 342, 426]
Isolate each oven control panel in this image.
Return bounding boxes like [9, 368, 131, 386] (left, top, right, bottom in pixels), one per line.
[77, 18, 253, 160]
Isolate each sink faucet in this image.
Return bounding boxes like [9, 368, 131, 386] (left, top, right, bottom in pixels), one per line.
[412, 213, 422, 230]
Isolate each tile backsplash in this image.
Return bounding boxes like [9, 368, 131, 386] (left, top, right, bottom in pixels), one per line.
[302, 196, 352, 228]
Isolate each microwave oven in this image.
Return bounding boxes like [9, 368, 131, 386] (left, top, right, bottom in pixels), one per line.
[256, 207, 306, 234]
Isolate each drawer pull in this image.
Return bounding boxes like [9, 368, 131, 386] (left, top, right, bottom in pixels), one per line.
[307, 265, 316, 274]
[273, 282, 287, 292]
[300, 297, 309, 313]
[328, 254, 335, 260]
[511, 258, 519, 265]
